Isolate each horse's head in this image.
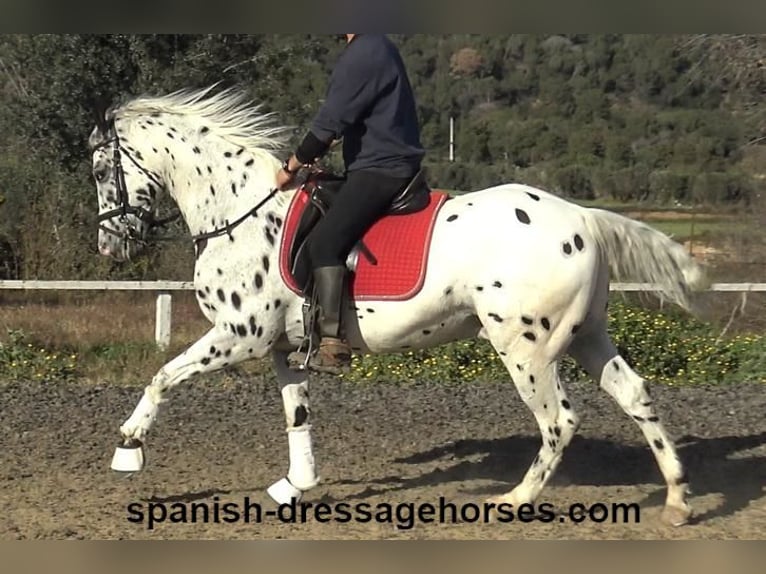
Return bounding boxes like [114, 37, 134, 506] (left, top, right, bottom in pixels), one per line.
[88, 106, 164, 262]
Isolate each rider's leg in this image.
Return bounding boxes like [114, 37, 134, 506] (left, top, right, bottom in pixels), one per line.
[305, 169, 413, 373]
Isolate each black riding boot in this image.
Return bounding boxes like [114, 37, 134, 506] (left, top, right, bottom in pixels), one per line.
[308, 265, 352, 374]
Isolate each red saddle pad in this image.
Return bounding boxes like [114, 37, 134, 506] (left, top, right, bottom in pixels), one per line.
[279, 188, 450, 301]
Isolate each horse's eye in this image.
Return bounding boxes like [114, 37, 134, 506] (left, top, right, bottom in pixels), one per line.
[93, 166, 108, 182]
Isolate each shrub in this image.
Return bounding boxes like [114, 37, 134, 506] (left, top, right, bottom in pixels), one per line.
[0, 329, 79, 382]
[341, 299, 766, 386]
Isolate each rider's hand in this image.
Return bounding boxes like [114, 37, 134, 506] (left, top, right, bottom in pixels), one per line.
[276, 167, 295, 191]
[277, 155, 301, 190]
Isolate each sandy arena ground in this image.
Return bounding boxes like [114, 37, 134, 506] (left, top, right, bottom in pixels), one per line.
[1, 375, 764, 539]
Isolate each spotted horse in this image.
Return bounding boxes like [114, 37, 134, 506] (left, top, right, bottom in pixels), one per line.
[89, 85, 708, 526]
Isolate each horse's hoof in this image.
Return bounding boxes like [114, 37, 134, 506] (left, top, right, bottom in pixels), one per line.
[661, 504, 692, 526]
[267, 477, 303, 505]
[110, 439, 145, 473]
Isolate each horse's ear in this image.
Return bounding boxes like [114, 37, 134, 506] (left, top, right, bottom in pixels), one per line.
[90, 95, 110, 136]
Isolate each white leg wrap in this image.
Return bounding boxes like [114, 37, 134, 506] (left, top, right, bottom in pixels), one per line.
[286, 426, 319, 491]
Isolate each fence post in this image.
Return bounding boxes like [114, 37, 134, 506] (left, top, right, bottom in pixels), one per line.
[155, 292, 172, 350]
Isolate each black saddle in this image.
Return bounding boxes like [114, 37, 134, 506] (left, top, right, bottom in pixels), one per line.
[288, 169, 431, 295]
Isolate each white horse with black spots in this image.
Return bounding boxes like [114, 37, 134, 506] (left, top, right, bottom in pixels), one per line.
[89, 86, 708, 526]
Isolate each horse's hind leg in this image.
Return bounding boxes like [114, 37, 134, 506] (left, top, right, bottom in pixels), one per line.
[568, 323, 692, 526]
[486, 348, 581, 511]
[266, 349, 320, 504]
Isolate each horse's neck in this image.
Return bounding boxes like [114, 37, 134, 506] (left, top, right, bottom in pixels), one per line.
[154, 129, 288, 238]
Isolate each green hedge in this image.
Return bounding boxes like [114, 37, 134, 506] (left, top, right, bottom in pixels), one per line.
[341, 299, 766, 385]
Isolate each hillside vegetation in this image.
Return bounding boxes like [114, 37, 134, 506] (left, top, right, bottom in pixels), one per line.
[0, 34, 764, 281]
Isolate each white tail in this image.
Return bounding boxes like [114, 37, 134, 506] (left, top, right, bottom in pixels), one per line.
[581, 208, 710, 312]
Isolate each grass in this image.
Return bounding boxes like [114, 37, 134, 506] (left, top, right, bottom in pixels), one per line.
[0, 291, 220, 384]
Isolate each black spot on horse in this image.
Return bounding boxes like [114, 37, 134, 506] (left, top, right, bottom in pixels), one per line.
[166, 132, 174, 139]
[488, 313, 503, 323]
[231, 292, 241, 310]
[529, 375, 535, 384]
[262, 255, 270, 274]
[574, 234, 585, 251]
[209, 346, 216, 355]
[523, 332, 537, 342]
[265, 228, 275, 246]
[225, 349, 231, 357]
[444, 287, 453, 296]
[217, 268, 223, 276]
[197, 290, 206, 299]
[515, 209, 531, 224]
[225, 151, 232, 158]
[476, 286, 484, 292]
[493, 281, 503, 288]
[217, 289, 225, 302]
[447, 214, 458, 222]
[647, 416, 659, 422]
[613, 361, 621, 371]
[563, 242, 573, 255]
[294, 405, 308, 427]
[571, 324, 580, 335]
[633, 416, 645, 422]
[201, 357, 211, 366]
[254, 273, 264, 290]
[275, 299, 282, 309]
[526, 192, 540, 201]
[422, 330, 431, 335]
[231, 183, 237, 195]
[245, 158, 254, 167]
[653, 439, 664, 450]
[554, 426, 561, 437]
[366, 308, 375, 313]
[249, 316, 257, 335]
[562, 399, 571, 409]
[193, 146, 201, 154]
[256, 326, 264, 338]
[236, 324, 247, 337]
[516, 364, 523, 371]
[541, 317, 550, 330]
[521, 316, 533, 325]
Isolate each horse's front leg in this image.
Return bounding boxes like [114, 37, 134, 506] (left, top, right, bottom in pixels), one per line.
[266, 349, 320, 504]
[110, 325, 253, 472]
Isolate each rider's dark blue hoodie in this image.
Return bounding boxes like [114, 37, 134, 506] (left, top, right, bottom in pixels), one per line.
[309, 34, 425, 179]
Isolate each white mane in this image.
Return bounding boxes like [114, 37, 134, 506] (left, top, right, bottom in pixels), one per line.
[113, 84, 293, 157]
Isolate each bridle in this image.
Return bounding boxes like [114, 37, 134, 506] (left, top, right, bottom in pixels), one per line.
[93, 121, 179, 247]
[93, 116, 279, 251]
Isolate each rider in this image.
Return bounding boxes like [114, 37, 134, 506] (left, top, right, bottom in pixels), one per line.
[277, 34, 425, 373]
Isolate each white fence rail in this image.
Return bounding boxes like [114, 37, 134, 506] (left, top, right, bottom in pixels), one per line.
[2, 281, 765, 350]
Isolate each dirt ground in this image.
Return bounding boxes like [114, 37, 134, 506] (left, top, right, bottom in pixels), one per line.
[1, 374, 764, 539]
